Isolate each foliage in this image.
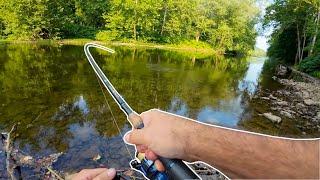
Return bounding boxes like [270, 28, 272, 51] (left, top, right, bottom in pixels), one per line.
[0, 0, 259, 55]
[298, 54, 320, 77]
[103, 0, 259, 55]
[0, 43, 248, 152]
[264, 0, 320, 67]
[0, 0, 108, 40]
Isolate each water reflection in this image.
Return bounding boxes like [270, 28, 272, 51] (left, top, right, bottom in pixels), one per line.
[0, 43, 311, 177]
[73, 95, 90, 115]
[239, 58, 266, 94]
[193, 58, 266, 127]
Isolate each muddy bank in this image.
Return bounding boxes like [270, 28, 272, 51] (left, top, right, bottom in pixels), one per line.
[251, 65, 320, 136]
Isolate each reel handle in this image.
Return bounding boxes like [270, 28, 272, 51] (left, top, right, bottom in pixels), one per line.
[128, 112, 200, 180]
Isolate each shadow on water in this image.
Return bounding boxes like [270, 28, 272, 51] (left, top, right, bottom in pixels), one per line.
[0, 43, 316, 177]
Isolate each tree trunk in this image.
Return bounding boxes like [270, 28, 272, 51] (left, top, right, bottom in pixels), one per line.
[295, 24, 301, 65]
[133, 24, 137, 40]
[309, 10, 320, 56]
[160, 2, 167, 36]
[133, 0, 138, 40]
[300, 23, 307, 63]
[195, 31, 200, 42]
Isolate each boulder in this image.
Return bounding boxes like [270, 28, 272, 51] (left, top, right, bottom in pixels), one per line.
[276, 65, 288, 76]
[304, 99, 317, 106]
[302, 90, 310, 99]
[280, 111, 294, 119]
[263, 113, 282, 123]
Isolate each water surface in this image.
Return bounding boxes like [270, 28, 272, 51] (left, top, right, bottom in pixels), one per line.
[0, 43, 315, 177]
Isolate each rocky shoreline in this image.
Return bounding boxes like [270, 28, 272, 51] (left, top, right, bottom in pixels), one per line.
[252, 65, 320, 135]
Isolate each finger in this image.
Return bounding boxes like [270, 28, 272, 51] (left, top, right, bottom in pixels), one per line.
[76, 168, 107, 180]
[92, 168, 116, 180]
[145, 150, 158, 161]
[140, 109, 159, 125]
[124, 129, 147, 145]
[136, 145, 148, 153]
[154, 160, 165, 172]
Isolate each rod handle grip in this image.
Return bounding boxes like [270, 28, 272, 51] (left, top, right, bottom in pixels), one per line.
[128, 112, 144, 129]
[158, 157, 200, 180]
[128, 112, 199, 179]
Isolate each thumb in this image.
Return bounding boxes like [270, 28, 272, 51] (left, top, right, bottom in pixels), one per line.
[92, 168, 116, 180]
[124, 129, 147, 145]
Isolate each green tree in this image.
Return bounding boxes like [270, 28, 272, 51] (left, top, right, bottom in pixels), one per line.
[265, 0, 320, 64]
[0, 0, 48, 39]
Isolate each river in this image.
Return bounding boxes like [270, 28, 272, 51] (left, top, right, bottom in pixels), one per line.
[0, 43, 314, 178]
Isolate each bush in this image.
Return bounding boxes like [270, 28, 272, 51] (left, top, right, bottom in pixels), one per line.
[95, 31, 119, 41]
[298, 54, 320, 78]
[59, 24, 97, 39]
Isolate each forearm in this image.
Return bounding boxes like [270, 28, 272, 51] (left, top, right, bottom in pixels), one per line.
[184, 121, 319, 179]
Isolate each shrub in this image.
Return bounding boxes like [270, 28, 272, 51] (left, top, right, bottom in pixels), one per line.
[298, 54, 320, 78]
[95, 31, 119, 41]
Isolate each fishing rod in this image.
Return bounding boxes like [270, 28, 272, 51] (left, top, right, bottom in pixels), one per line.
[84, 43, 200, 180]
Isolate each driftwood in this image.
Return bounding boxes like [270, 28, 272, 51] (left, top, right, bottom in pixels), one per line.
[1, 124, 18, 180]
[1, 124, 63, 180]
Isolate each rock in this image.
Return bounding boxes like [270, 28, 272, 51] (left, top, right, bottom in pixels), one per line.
[282, 91, 291, 96]
[261, 97, 270, 100]
[263, 113, 282, 123]
[296, 103, 306, 109]
[280, 111, 294, 118]
[293, 92, 303, 99]
[276, 101, 289, 106]
[20, 156, 33, 164]
[276, 65, 288, 76]
[93, 154, 101, 161]
[302, 90, 310, 99]
[304, 99, 317, 106]
[269, 94, 277, 100]
[302, 132, 307, 135]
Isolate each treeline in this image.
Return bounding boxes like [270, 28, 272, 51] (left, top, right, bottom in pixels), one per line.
[0, 0, 259, 54]
[264, 0, 320, 77]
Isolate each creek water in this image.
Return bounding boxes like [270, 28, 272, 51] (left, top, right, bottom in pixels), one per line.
[0, 43, 313, 177]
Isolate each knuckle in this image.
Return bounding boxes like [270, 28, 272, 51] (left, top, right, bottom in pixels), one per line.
[80, 169, 88, 174]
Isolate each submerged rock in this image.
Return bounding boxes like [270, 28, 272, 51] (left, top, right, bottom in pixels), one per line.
[263, 113, 282, 123]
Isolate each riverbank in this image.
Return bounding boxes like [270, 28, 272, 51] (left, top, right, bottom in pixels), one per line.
[0, 39, 219, 58]
[0, 39, 266, 59]
[252, 65, 320, 137]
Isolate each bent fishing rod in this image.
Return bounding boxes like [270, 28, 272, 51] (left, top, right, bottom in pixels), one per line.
[84, 43, 200, 180]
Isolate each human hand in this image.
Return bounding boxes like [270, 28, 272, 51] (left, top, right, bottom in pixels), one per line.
[70, 168, 116, 180]
[124, 109, 198, 162]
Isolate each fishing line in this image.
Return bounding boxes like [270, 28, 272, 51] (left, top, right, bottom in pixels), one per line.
[85, 43, 200, 180]
[96, 77, 134, 159]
